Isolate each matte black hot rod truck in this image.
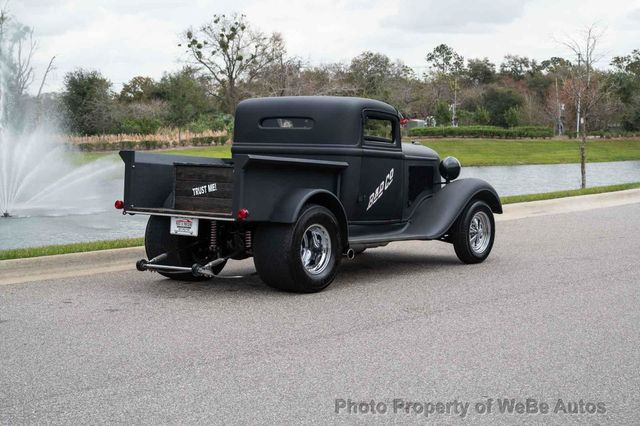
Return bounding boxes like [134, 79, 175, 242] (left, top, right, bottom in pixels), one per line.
[118, 96, 502, 292]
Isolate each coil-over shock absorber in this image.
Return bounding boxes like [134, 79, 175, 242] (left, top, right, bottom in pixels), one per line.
[209, 220, 218, 252]
[245, 230, 252, 250]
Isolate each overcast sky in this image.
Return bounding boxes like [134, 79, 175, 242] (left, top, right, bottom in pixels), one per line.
[11, 0, 640, 94]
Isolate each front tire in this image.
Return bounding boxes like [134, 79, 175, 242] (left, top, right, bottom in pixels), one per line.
[451, 200, 495, 264]
[253, 204, 342, 293]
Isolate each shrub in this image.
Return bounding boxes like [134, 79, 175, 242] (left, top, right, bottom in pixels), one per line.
[408, 125, 553, 139]
[434, 100, 452, 126]
[503, 107, 521, 128]
[474, 107, 491, 125]
[585, 128, 640, 138]
[187, 113, 234, 133]
[190, 136, 215, 146]
[119, 117, 163, 135]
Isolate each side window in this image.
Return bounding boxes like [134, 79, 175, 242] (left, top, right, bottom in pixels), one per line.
[363, 116, 394, 143]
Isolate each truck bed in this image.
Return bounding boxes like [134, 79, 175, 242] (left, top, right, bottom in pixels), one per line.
[119, 151, 235, 218]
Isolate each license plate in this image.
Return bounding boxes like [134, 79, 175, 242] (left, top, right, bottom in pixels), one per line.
[170, 216, 199, 237]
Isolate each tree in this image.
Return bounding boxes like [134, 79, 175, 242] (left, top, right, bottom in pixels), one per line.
[426, 44, 464, 126]
[180, 13, 284, 114]
[499, 55, 535, 80]
[481, 87, 524, 127]
[426, 44, 464, 75]
[540, 57, 572, 135]
[466, 58, 496, 85]
[559, 24, 606, 188]
[241, 33, 306, 97]
[286, 63, 356, 97]
[0, 9, 34, 101]
[119, 76, 160, 103]
[347, 51, 413, 103]
[156, 67, 211, 141]
[609, 50, 640, 130]
[349, 51, 393, 99]
[0, 7, 55, 127]
[62, 69, 117, 135]
[611, 49, 640, 76]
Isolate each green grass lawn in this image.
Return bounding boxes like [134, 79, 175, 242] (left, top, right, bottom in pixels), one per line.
[163, 145, 232, 158]
[415, 138, 640, 166]
[69, 146, 232, 165]
[69, 151, 114, 164]
[501, 182, 640, 204]
[0, 238, 144, 261]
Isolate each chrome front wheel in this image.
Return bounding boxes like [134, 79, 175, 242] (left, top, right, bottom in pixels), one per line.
[452, 200, 495, 264]
[469, 211, 492, 255]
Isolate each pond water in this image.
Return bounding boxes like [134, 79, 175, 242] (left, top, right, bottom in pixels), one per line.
[462, 160, 640, 196]
[1, 160, 639, 250]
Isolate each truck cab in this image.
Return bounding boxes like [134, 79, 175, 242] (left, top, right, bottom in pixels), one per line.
[120, 96, 502, 293]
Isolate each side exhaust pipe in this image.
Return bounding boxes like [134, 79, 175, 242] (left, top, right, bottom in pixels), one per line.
[346, 248, 355, 260]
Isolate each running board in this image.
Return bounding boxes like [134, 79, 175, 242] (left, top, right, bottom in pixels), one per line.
[348, 179, 501, 245]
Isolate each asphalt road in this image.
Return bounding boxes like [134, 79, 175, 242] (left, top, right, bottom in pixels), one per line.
[1, 204, 639, 425]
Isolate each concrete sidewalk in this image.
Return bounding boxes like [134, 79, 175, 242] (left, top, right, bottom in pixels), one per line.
[2, 188, 640, 286]
[498, 188, 640, 221]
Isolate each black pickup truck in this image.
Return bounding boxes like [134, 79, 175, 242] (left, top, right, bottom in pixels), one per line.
[118, 96, 502, 292]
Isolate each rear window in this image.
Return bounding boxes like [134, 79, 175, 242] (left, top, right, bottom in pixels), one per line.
[363, 117, 394, 143]
[260, 117, 314, 129]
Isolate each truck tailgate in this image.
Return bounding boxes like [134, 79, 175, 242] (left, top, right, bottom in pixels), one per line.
[174, 164, 233, 215]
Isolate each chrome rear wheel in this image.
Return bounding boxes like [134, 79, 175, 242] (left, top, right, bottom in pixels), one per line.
[300, 224, 332, 275]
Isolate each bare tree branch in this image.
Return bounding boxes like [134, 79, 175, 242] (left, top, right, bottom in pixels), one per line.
[36, 55, 55, 98]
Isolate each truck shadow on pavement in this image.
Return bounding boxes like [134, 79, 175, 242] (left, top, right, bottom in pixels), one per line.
[143, 250, 465, 297]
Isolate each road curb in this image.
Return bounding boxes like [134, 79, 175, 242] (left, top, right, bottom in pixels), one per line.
[2, 189, 639, 285]
[0, 246, 145, 286]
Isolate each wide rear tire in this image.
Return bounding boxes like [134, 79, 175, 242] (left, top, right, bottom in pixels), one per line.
[253, 204, 342, 293]
[144, 216, 225, 281]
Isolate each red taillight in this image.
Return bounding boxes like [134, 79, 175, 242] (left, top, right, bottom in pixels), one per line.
[237, 208, 249, 221]
[114, 200, 124, 209]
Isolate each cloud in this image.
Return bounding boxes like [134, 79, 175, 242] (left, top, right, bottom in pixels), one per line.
[383, 0, 532, 33]
[5, 0, 640, 94]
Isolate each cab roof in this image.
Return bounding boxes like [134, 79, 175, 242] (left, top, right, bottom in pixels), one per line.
[234, 96, 399, 145]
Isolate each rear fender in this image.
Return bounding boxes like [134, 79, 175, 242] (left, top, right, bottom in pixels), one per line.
[270, 189, 349, 252]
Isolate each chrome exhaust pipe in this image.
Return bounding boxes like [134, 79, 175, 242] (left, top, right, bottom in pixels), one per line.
[346, 248, 355, 260]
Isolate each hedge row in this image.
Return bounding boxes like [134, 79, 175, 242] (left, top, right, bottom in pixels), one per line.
[75, 135, 229, 152]
[408, 125, 554, 139]
[567, 129, 640, 139]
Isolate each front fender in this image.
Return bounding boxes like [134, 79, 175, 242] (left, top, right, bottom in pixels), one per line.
[408, 178, 502, 239]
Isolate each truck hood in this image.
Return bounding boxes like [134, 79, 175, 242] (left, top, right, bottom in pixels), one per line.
[401, 143, 440, 161]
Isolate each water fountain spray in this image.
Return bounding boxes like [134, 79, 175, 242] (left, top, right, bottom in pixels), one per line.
[0, 13, 121, 218]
